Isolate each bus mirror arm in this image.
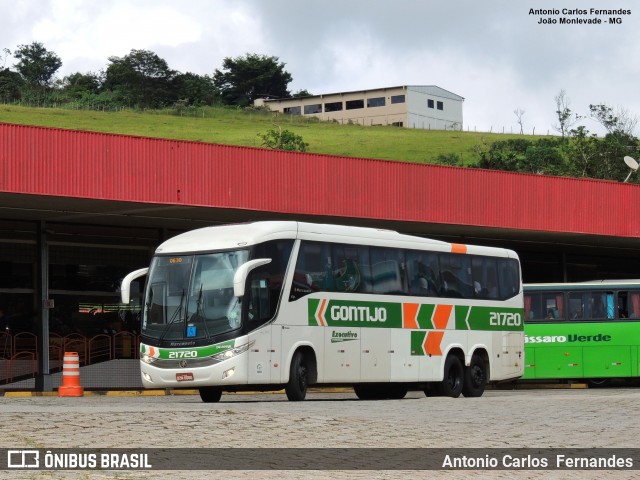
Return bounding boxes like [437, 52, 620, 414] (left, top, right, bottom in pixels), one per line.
[120, 268, 149, 304]
[233, 258, 272, 297]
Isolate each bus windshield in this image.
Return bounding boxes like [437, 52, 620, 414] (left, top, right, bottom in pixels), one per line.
[142, 250, 249, 341]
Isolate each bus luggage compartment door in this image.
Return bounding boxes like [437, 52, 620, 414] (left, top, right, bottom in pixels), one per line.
[534, 346, 583, 379]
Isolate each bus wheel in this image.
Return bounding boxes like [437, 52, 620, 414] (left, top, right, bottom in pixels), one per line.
[286, 351, 308, 401]
[441, 355, 464, 398]
[462, 354, 486, 398]
[386, 385, 408, 400]
[354, 385, 379, 400]
[587, 378, 611, 388]
[424, 383, 442, 397]
[199, 387, 222, 403]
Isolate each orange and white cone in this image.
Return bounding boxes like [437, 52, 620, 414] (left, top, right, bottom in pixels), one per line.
[58, 352, 84, 397]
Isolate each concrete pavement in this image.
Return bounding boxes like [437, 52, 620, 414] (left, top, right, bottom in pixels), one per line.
[0, 387, 639, 479]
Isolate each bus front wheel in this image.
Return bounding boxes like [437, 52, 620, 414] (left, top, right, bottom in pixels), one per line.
[199, 387, 222, 403]
[286, 351, 309, 401]
[440, 354, 464, 398]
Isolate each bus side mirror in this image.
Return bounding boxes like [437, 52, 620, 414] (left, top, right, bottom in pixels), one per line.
[120, 268, 149, 304]
[234, 259, 272, 297]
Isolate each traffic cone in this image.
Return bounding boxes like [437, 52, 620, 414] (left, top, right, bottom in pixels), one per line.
[58, 352, 84, 397]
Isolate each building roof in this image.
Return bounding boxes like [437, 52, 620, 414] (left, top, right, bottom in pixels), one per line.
[1, 122, 639, 251]
[260, 85, 464, 103]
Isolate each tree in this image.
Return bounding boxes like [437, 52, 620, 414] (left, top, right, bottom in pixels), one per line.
[475, 137, 567, 176]
[0, 68, 24, 101]
[213, 53, 292, 106]
[258, 126, 308, 152]
[13, 41, 62, 89]
[513, 108, 525, 134]
[292, 89, 312, 98]
[553, 90, 579, 138]
[173, 72, 217, 106]
[104, 49, 176, 108]
[1, 47, 10, 69]
[61, 72, 101, 99]
[589, 103, 637, 136]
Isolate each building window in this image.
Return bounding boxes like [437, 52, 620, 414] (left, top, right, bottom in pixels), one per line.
[428, 99, 434, 109]
[437, 101, 444, 110]
[367, 97, 385, 108]
[324, 101, 343, 112]
[346, 99, 364, 110]
[284, 106, 301, 115]
[391, 95, 405, 104]
[303, 104, 322, 114]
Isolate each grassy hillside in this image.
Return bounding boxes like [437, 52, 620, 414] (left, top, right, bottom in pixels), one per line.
[0, 104, 537, 165]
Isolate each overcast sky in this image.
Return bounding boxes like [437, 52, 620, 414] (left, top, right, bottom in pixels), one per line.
[1, 0, 638, 135]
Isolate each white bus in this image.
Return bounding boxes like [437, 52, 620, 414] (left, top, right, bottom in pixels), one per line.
[121, 221, 524, 402]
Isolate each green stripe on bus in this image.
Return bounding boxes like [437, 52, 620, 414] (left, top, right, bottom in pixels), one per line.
[455, 305, 470, 330]
[411, 331, 427, 355]
[141, 340, 235, 359]
[308, 299, 523, 331]
[417, 304, 435, 329]
[466, 306, 524, 331]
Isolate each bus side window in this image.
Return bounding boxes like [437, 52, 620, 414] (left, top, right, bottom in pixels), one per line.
[439, 253, 472, 298]
[471, 256, 498, 300]
[290, 241, 332, 300]
[406, 250, 440, 297]
[526, 292, 563, 321]
[568, 292, 586, 320]
[331, 244, 371, 294]
[247, 277, 270, 322]
[627, 291, 640, 318]
[497, 258, 520, 300]
[247, 239, 294, 324]
[606, 292, 615, 319]
[370, 247, 406, 295]
[524, 293, 534, 320]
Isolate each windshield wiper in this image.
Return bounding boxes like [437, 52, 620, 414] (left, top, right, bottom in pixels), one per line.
[159, 289, 185, 341]
[193, 284, 211, 339]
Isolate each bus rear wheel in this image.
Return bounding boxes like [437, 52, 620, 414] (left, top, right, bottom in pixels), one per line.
[424, 383, 442, 397]
[199, 387, 222, 403]
[440, 354, 464, 398]
[587, 378, 611, 388]
[286, 351, 309, 401]
[462, 353, 487, 398]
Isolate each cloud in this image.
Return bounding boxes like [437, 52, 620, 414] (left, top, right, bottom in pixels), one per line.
[1, 0, 637, 135]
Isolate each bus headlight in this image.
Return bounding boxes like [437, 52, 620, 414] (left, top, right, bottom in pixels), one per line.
[211, 341, 255, 363]
[142, 354, 157, 365]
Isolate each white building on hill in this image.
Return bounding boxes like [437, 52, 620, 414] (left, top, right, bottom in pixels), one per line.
[255, 85, 464, 131]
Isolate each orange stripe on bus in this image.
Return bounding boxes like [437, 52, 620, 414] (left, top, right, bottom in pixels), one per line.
[402, 303, 420, 329]
[433, 304, 452, 329]
[451, 243, 467, 254]
[316, 299, 327, 326]
[425, 331, 445, 356]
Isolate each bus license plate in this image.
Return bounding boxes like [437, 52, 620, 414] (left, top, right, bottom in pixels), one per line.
[176, 373, 194, 382]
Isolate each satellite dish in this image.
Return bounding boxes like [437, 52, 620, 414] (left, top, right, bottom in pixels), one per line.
[624, 156, 639, 171]
[623, 156, 639, 182]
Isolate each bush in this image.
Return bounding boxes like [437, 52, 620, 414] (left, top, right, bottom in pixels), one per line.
[258, 127, 308, 152]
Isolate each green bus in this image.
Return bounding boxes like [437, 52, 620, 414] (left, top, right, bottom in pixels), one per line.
[523, 280, 640, 386]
